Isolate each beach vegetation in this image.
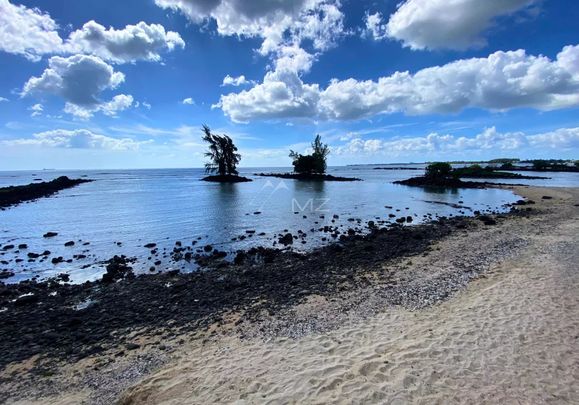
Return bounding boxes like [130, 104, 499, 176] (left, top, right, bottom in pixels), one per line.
[202, 125, 241, 176]
[289, 135, 330, 174]
[425, 162, 453, 179]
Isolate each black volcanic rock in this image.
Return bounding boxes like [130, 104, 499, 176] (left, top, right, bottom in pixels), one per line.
[394, 176, 486, 189]
[255, 172, 361, 182]
[101, 255, 135, 283]
[0, 176, 93, 209]
[201, 175, 252, 183]
[279, 233, 294, 245]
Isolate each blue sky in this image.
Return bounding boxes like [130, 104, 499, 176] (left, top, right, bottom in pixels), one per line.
[0, 0, 578, 170]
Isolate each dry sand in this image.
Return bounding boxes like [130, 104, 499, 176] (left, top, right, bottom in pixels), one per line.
[121, 186, 579, 404]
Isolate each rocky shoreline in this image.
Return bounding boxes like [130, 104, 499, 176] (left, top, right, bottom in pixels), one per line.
[0, 199, 536, 376]
[255, 172, 361, 181]
[0, 176, 93, 209]
[201, 174, 252, 182]
[393, 176, 488, 188]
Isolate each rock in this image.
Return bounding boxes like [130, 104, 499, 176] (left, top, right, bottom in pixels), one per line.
[279, 233, 294, 246]
[0, 270, 15, 279]
[18, 244, 28, 249]
[541, 195, 553, 200]
[126, 343, 140, 350]
[406, 216, 413, 223]
[51, 257, 64, 264]
[27, 252, 40, 259]
[57, 273, 70, 282]
[43, 232, 58, 238]
[478, 215, 497, 225]
[102, 255, 135, 283]
[396, 217, 406, 223]
[64, 241, 75, 247]
[1, 245, 14, 251]
[212, 250, 227, 259]
[14, 293, 39, 306]
[144, 243, 157, 249]
[203, 245, 213, 252]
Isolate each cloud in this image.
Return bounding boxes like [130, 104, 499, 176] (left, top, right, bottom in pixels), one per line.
[3, 129, 149, 150]
[334, 126, 579, 157]
[22, 54, 132, 118]
[222, 74, 254, 87]
[218, 44, 579, 122]
[216, 69, 320, 123]
[182, 97, 195, 105]
[64, 20, 185, 63]
[0, 96, 8, 102]
[155, 0, 344, 74]
[385, 0, 540, 50]
[64, 94, 134, 119]
[28, 103, 44, 117]
[0, 0, 63, 61]
[364, 12, 387, 41]
[0, 1, 183, 63]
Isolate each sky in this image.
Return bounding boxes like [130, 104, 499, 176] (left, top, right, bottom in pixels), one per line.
[0, 0, 578, 170]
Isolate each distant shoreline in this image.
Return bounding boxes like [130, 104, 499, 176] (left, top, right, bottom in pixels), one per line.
[0, 176, 92, 210]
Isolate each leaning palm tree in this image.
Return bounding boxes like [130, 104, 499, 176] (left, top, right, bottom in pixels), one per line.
[202, 125, 241, 176]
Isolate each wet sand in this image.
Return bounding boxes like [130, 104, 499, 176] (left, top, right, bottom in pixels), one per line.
[1, 186, 578, 404]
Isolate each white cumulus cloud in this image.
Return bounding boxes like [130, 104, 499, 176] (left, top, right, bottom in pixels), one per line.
[216, 69, 320, 123]
[222, 75, 254, 87]
[64, 20, 185, 63]
[0, 0, 63, 61]
[22, 54, 133, 118]
[364, 12, 387, 41]
[64, 94, 134, 119]
[217, 44, 579, 122]
[385, 0, 540, 50]
[155, 0, 344, 74]
[182, 97, 195, 105]
[0, 1, 184, 63]
[333, 126, 579, 158]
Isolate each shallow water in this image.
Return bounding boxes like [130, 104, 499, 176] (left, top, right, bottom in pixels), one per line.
[0, 165, 556, 283]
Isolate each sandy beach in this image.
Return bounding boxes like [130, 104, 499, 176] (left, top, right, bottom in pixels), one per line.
[2, 186, 578, 404]
[122, 186, 579, 404]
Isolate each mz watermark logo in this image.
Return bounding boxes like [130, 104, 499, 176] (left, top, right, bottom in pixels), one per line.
[292, 198, 330, 213]
[249, 179, 331, 214]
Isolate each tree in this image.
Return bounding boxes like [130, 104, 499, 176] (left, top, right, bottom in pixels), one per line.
[289, 135, 330, 174]
[531, 160, 549, 171]
[500, 162, 514, 169]
[425, 162, 452, 179]
[202, 125, 241, 176]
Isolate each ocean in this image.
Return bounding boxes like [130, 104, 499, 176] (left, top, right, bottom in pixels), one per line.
[1, 165, 577, 283]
